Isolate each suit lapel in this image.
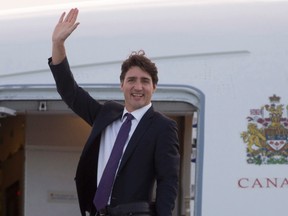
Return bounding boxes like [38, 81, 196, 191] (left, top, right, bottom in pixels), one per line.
[118, 107, 154, 173]
[82, 103, 123, 155]
[91, 101, 124, 137]
[92, 111, 121, 137]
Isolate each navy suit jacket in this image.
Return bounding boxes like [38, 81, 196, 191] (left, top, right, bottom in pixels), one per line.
[49, 57, 180, 216]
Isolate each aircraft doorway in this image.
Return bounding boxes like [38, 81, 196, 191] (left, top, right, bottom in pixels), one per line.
[5, 181, 20, 216]
[0, 115, 25, 216]
[0, 84, 204, 216]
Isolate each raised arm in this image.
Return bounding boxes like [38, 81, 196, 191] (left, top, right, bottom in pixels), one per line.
[51, 8, 80, 65]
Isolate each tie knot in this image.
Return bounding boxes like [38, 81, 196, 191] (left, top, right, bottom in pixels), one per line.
[125, 113, 134, 121]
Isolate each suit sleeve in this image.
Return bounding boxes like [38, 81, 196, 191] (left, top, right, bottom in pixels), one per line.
[48, 57, 101, 125]
[155, 119, 180, 216]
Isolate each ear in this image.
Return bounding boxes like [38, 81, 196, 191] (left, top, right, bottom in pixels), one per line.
[120, 81, 124, 91]
[153, 84, 157, 93]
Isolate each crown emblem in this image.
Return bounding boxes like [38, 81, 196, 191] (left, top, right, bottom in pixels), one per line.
[269, 94, 280, 103]
[241, 95, 288, 165]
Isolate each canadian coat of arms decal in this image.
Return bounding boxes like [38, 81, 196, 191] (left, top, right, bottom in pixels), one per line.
[241, 95, 288, 165]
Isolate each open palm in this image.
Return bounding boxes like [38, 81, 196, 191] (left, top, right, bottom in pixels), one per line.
[52, 8, 80, 43]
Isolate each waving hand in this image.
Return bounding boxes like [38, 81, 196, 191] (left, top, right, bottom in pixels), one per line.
[52, 8, 80, 64]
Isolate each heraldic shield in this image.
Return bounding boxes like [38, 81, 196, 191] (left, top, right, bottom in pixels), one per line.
[241, 95, 288, 165]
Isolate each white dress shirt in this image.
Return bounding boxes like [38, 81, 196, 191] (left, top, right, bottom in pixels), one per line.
[97, 103, 152, 186]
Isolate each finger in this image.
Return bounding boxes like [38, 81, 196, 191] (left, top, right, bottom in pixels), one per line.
[64, 9, 74, 22]
[70, 22, 80, 32]
[70, 8, 79, 23]
[65, 8, 78, 23]
[58, 12, 66, 23]
[66, 8, 78, 23]
[70, 22, 80, 34]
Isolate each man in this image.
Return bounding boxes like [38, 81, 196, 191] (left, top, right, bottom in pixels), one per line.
[48, 8, 180, 216]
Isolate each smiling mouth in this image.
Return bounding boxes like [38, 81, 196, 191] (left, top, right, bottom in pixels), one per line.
[132, 93, 144, 97]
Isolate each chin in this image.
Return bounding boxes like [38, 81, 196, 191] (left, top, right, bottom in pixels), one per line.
[131, 103, 145, 111]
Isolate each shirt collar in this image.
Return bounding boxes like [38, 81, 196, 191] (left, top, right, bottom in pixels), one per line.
[122, 103, 152, 122]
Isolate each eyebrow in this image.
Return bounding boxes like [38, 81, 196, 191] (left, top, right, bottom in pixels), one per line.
[126, 76, 151, 80]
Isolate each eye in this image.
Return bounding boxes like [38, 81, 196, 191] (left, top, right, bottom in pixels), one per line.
[141, 78, 151, 84]
[127, 78, 135, 83]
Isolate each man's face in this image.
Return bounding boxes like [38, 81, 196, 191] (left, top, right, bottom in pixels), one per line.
[121, 66, 156, 112]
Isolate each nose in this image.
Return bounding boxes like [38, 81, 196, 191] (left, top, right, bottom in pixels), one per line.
[134, 80, 143, 90]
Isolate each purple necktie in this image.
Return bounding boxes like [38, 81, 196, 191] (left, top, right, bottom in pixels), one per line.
[93, 113, 134, 210]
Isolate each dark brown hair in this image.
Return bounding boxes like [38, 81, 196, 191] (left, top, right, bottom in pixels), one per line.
[120, 50, 158, 85]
